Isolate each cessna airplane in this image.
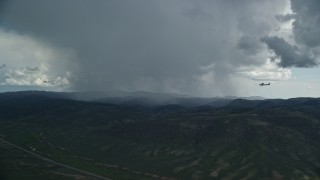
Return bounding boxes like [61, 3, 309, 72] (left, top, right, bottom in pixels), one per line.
[259, 82, 270, 86]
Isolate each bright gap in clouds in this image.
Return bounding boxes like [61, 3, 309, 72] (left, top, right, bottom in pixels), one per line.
[0, 28, 77, 92]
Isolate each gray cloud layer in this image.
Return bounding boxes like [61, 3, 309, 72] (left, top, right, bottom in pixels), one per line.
[291, 0, 320, 48]
[0, 0, 318, 95]
[261, 36, 317, 68]
[260, 0, 320, 68]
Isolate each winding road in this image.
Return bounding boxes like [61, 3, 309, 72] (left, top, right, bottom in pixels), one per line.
[0, 138, 111, 180]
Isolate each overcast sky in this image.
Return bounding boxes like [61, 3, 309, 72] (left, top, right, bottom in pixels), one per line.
[0, 0, 319, 98]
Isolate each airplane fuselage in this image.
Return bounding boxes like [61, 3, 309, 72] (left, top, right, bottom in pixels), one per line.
[259, 83, 270, 86]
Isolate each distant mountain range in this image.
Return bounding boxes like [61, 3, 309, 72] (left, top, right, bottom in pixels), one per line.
[0, 90, 266, 107]
[1, 90, 319, 112]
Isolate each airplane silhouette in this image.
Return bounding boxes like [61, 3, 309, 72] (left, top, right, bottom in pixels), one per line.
[259, 82, 270, 86]
[43, 80, 50, 83]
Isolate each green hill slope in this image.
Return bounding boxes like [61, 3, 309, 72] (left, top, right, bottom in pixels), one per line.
[0, 93, 319, 179]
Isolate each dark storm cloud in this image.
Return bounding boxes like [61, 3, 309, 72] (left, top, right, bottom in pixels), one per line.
[1, 0, 209, 90]
[291, 0, 320, 48]
[260, 0, 320, 68]
[0, 0, 290, 95]
[261, 36, 317, 68]
[238, 36, 263, 55]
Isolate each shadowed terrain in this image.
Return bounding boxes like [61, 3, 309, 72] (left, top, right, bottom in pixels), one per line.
[0, 91, 320, 179]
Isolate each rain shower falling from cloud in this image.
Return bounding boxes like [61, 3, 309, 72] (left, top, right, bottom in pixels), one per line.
[0, 0, 319, 96]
